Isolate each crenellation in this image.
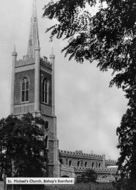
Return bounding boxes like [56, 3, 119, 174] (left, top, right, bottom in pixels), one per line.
[74, 167, 117, 174]
[105, 159, 117, 166]
[40, 57, 52, 69]
[15, 56, 53, 69]
[15, 57, 35, 68]
[59, 150, 104, 161]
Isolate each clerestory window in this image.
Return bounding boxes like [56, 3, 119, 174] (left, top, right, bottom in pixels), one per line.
[21, 77, 29, 102]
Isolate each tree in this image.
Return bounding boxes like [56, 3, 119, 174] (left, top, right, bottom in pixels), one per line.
[76, 169, 97, 183]
[81, 169, 97, 183]
[43, 0, 136, 187]
[116, 97, 136, 190]
[0, 113, 47, 178]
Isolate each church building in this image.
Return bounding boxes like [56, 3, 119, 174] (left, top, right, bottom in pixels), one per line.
[10, 0, 117, 181]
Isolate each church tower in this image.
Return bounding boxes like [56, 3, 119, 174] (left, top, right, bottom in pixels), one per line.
[11, 0, 60, 177]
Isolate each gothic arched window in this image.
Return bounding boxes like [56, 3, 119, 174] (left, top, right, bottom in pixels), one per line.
[69, 160, 72, 167]
[85, 162, 87, 167]
[21, 77, 29, 102]
[77, 161, 80, 167]
[42, 78, 49, 104]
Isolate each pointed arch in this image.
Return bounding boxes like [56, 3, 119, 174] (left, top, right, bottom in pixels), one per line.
[42, 78, 49, 104]
[21, 77, 29, 102]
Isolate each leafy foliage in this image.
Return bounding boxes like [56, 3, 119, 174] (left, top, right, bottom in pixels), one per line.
[0, 113, 47, 178]
[116, 91, 136, 189]
[43, 1, 136, 91]
[81, 169, 97, 183]
[43, 0, 136, 187]
[77, 169, 97, 183]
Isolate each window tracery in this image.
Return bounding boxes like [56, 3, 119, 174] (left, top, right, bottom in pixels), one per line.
[21, 77, 29, 102]
[42, 78, 49, 104]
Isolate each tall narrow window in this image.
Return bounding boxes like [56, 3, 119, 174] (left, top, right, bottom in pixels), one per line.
[45, 121, 48, 129]
[42, 78, 49, 104]
[21, 77, 29, 102]
[69, 160, 72, 167]
[45, 136, 48, 149]
[77, 161, 80, 167]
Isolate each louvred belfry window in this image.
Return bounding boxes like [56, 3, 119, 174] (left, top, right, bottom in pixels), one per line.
[21, 77, 29, 102]
[42, 78, 49, 104]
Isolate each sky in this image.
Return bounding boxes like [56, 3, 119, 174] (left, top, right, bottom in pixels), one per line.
[0, 0, 128, 160]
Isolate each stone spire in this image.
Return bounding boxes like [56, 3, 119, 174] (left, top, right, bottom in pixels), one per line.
[27, 0, 40, 58]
